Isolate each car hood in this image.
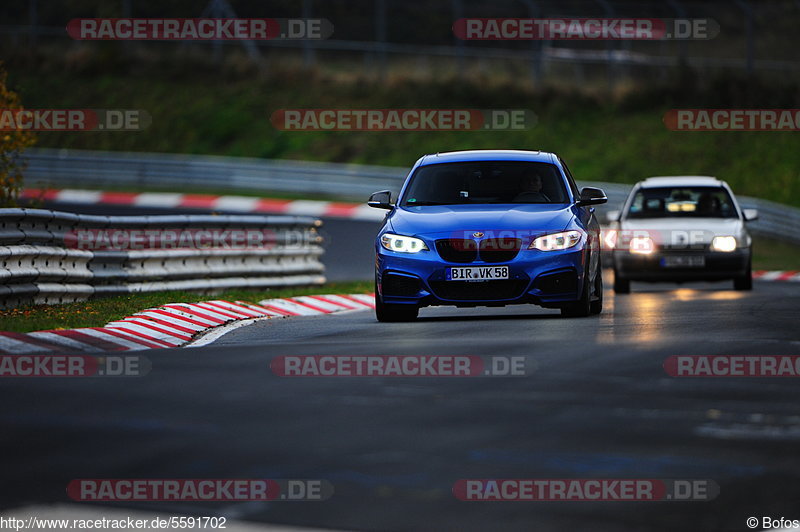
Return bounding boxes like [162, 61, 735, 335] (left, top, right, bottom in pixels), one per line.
[619, 217, 745, 243]
[388, 204, 575, 237]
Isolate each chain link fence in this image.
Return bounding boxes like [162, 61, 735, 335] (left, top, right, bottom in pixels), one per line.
[2, 0, 799, 88]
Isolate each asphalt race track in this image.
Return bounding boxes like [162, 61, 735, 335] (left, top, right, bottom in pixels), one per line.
[1, 277, 799, 531]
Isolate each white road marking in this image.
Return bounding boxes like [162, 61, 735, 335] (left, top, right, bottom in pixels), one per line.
[56, 189, 102, 203]
[133, 192, 183, 207]
[185, 317, 274, 347]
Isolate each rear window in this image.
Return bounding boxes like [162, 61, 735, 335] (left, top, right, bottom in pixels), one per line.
[400, 161, 569, 206]
[626, 186, 738, 219]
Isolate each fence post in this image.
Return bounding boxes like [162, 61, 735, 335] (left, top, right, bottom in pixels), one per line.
[28, 0, 37, 49]
[303, 0, 316, 67]
[121, 0, 133, 55]
[375, 0, 387, 79]
[594, 0, 616, 93]
[201, 0, 266, 70]
[734, 0, 755, 76]
[667, 0, 688, 71]
[520, 0, 543, 85]
[452, 0, 465, 79]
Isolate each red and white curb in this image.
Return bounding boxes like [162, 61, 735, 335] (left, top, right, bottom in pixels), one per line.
[753, 270, 800, 282]
[0, 294, 375, 355]
[21, 188, 384, 221]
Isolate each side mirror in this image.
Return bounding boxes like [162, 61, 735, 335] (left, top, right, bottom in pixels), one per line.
[368, 190, 393, 210]
[577, 187, 607, 206]
[743, 208, 758, 221]
[606, 210, 620, 223]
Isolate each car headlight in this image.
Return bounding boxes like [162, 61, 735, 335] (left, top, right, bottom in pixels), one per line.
[529, 230, 583, 251]
[711, 236, 737, 252]
[629, 236, 655, 255]
[380, 233, 429, 253]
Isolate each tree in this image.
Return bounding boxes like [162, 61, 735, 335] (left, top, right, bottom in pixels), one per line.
[0, 63, 36, 207]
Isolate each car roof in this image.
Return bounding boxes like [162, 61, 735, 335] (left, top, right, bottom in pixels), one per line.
[418, 149, 555, 165]
[638, 176, 724, 188]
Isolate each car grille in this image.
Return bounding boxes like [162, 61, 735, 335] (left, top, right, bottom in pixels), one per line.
[479, 238, 522, 263]
[660, 244, 710, 251]
[435, 239, 477, 263]
[429, 280, 529, 301]
[435, 238, 521, 263]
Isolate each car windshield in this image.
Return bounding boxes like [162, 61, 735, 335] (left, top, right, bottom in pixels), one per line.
[400, 161, 570, 206]
[626, 186, 738, 219]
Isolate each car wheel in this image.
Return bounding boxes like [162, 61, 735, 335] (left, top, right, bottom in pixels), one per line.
[561, 269, 592, 318]
[374, 279, 419, 322]
[613, 269, 630, 294]
[590, 268, 603, 315]
[734, 261, 753, 291]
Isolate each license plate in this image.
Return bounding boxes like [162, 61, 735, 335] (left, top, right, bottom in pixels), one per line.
[447, 266, 509, 281]
[661, 256, 706, 268]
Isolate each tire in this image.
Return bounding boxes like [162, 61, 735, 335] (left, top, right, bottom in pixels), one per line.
[590, 268, 603, 315]
[613, 269, 630, 294]
[561, 268, 592, 318]
[734, 260, 753, 291]
[375, 279, 419, 322]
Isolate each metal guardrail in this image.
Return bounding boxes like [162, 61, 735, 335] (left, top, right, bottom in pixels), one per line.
[23, 148, 800, 245]
[24, 148, 406, 200]
[0, 208, 325, 308]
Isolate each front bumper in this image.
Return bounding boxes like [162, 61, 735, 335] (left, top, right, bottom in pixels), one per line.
[376, 246, 590, 308]
[613, 249, 750, 281]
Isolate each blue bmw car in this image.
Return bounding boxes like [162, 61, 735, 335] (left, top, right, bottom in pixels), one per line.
[368, 150, 608, 321]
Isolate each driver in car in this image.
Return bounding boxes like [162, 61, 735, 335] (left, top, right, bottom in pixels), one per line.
[513, 169, 551, 202]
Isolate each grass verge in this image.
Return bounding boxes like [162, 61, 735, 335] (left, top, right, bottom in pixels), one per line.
[0, 281, 372, 334]
[752, 236, 800, 271]
[8, 70, 800, 208]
